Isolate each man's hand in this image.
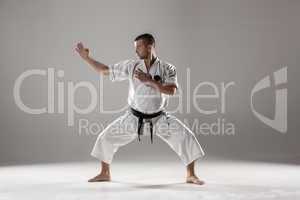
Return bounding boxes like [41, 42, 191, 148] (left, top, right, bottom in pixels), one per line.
[74, 42, 109, 75]
[134, 68, 153, 83]
[75, 42, 89, 60]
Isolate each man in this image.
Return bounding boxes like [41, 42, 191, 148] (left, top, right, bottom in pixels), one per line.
[75, 33, 205, 185]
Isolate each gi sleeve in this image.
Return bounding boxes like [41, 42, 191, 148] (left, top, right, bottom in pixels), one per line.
[164, 63, 179, 88]
[108, 59, 134, 82]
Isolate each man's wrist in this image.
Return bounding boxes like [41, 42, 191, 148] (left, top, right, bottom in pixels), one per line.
[149, 78, 162, 90]
[83, 56, 91, 62]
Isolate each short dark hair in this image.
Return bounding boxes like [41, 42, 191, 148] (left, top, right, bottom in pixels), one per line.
[134, 33, 155, 46]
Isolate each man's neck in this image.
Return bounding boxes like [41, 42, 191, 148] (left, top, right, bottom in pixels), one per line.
[144, 54, 157, 70]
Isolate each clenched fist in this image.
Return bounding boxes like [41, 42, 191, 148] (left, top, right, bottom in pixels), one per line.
[75, 42, 89, 60]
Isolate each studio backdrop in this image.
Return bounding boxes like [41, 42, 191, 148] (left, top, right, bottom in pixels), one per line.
[0, 0, 299, 165]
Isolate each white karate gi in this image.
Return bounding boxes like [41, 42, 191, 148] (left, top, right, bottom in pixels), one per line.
[91, 57, 205, 165]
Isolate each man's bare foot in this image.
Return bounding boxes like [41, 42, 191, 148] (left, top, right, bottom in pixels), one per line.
[88, 173, 111, 182]
[186, 175, 205, 185]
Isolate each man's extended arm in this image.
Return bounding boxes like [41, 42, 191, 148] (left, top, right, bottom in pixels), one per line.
[75, 42, 109, 75]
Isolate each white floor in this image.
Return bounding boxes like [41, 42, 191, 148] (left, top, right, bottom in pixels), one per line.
[0, 160, 299, 200]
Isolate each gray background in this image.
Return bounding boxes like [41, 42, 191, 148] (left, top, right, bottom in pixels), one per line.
[0, 0, 299, 165]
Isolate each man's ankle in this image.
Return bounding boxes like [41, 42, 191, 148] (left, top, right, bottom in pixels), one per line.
[187, 172, 196, 177]
[100, 169, 110, 175]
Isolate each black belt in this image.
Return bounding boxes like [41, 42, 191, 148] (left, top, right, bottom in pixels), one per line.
[130, 107, 164, 144]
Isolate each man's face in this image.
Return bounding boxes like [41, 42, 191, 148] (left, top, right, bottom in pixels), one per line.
[134, 39, 151, 59]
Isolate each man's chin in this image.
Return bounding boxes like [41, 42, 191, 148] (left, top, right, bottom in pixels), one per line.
[136, 54, 145, 59]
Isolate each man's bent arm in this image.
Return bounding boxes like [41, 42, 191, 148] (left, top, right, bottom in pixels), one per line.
[149, 79, 177, 95]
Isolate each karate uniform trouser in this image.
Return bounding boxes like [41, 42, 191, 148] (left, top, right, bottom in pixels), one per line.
[91, 109, 205, 166]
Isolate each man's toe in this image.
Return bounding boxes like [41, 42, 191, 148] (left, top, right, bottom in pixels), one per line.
[186, 176, 205, 185]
